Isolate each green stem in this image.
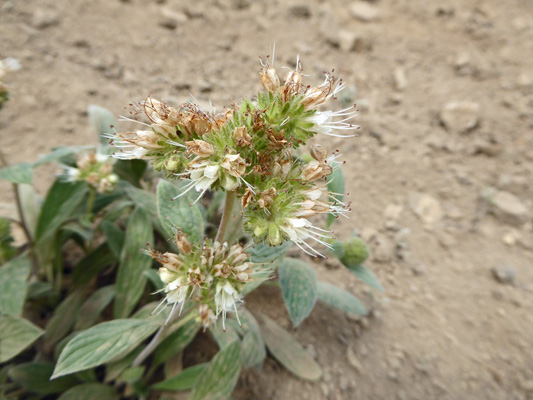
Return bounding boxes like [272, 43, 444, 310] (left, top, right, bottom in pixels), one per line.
[0, 151, 33, 246]
[87, 186, 96, 214]
[215, 191, 235, 243]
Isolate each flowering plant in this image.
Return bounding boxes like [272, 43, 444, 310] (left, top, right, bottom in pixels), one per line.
[0, 52, 381, 399]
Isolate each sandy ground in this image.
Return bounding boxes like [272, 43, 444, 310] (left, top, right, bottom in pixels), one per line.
[1, 0, 533, 399]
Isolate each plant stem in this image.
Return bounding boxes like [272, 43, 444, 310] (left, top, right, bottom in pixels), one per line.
[215, 191, 235, 243]
[132, 306, 182, 368]
[0, 151, 33, 246]
[87, 186, 96, 214]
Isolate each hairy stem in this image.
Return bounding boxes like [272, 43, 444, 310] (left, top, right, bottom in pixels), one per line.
[0, 151, 33, 246]
[215, 191, 235, 243]
[131, 305, 182, 368]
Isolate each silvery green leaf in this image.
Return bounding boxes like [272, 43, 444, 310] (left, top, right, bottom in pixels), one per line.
[0, 253, 31, 315]
[152, 363, 208, 391]
[157, 179, 204, 243]
[0, 162, 33, 184]
[278, 258, 318, 327]
[18, 184, 40, 239]
[100, 220, 124, 259]
[317, 281, 367, 317]
[114, 207, 154, 318]
[347, 264, 383, 292]
[0, 315, 44, 363]
[58, 383, 119, 400]
[190, 341, 242, 400]
[35, 181, 89, 243]
[52, 319, 160, 379]
[9, 362, 77, 394]
[238, 310, 266, 368]
[259, 313, 322, 381]
[33, 146, 93, 167]
[44, 288, 86, 348]
[153, 317, 200, 367]
[74, 285, 115, 331]
[87, 105, 116, 152]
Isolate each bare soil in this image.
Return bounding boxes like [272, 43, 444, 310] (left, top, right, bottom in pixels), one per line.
[1, 0, 533, 399]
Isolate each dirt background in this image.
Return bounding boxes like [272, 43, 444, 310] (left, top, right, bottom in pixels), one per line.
[1, 0, 533, 399]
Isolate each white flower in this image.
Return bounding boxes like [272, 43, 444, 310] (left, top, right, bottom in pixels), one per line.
[280, 217, 333, 258]
[304, 107, 359, 138]
[174, 162, 221, 204]
[214, 281, 242, 330]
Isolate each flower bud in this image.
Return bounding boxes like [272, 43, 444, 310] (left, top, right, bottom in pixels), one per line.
[339, 237, 370, 267]
[175, 231, 192, 255]
[253, 219, 268, 238]
[185, 140, 215, 157]
[310, 144, 328, 162]
[220, 174, 239, 191]
[233, 126, 252, 147]
[268, 223, 282, 246]
[158, 267, 178, 284]
[165, 156, 180, 171]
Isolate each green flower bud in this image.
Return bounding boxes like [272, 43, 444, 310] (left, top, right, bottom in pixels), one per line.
[267, 223, 282, 246]
[253, 219, 268, 238]
[339, 237, 370, 267]
[165, 156, 180, 171]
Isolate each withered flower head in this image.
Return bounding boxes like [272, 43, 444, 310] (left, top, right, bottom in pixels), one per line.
[233, 126, 252, 147]
[185, 139, 215, 157]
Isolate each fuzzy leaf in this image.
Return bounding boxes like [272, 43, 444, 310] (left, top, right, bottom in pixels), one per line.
[9, 362, 77, 394]
[58, 383, 119, 400]
[211, 321, 240, 350]
[278, 258, 317, 327]
[190, 341, 242, 400]
[113, 207, 154, 318]
[153, 317, 200, 367]
[114, 160, 147, 187]
[0, 253, 31, 315]
[152, 363, 208, 391]
[74, 286, 115, 331]
[125, 185, 157, 218]
[88, 105, 116, 150]
[44, 288, 86, 348]
[0, 316, 44, 362]
[52, 319, 160, 379]
[0, 162, 33, 184]
[35, 181, 89, 243]
[18, 184, 40, 239]
[347, 264, 383, 292]
[100, 221, 124, 259]
[157, 180, 204, 243]
[326, 165, 345, 228]
[260, 314, 322, 381]
[317, 282, 367, 316]
[33, 145, 93, 167]
[72, 243, 117, 287]
[239, 310, 266, 368]
[248, 241, 292, 263]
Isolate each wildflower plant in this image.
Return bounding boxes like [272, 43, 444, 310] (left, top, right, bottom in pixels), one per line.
[0, 52, 382, 399]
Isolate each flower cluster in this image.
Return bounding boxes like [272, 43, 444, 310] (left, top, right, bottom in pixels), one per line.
[145, 231, 265, 329]
[109, 51, 357, 257]
[0, 58, 21, 110]
[61, 152, 118, 193]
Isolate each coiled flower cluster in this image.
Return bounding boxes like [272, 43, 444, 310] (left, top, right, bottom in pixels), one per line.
[145, 231, 265, 329]
[62, 152, 118, 193]
[109, 51, 357, 257]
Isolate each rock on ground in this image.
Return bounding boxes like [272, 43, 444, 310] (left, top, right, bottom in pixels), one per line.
[440, 101, 480, 134]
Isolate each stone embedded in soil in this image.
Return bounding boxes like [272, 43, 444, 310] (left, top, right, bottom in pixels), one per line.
[373, 235, 394, 263]
[349, 1, 380, 22]
[471, 137, 502, 157]
[409, 193, 444, 224]
[440, 101, 480, 134]
[32, 9, 60, 29]
[337, 30, 373, 53]
[489, 190, 529, 226]
[159, 8, 188, 30]
[491, 264, 516, 285]
[347, 346, 363, 373]
[288, 5, 311, 19]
